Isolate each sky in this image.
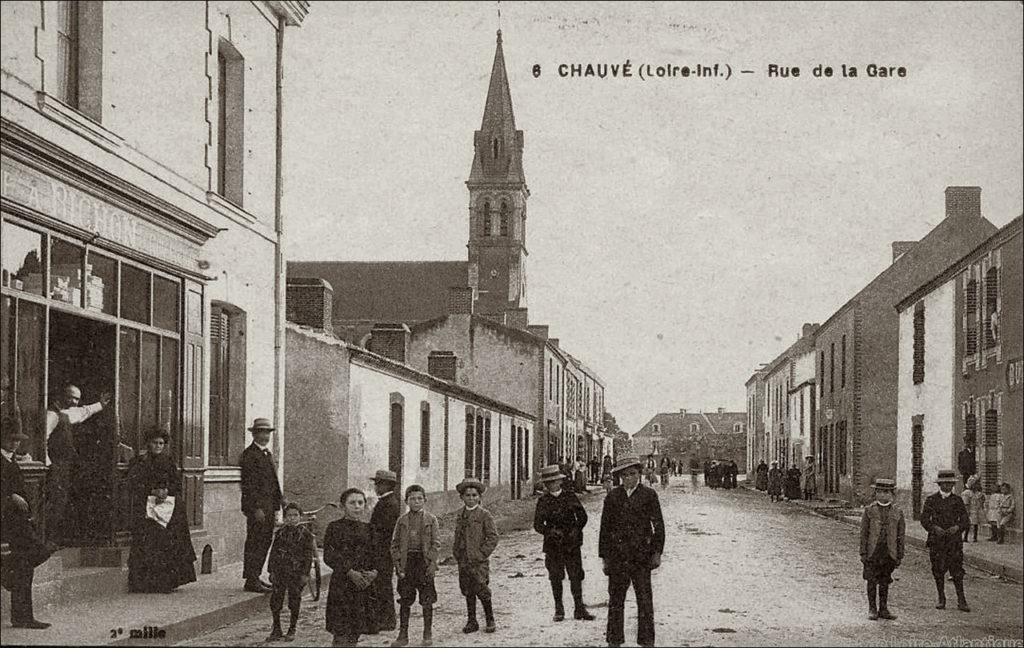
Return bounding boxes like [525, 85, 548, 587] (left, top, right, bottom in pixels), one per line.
[281, 1, 1024, 435]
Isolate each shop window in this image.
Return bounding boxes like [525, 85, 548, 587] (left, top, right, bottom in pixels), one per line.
[2, 299, 46, 461]
[1, 221, 46, 294]
[913, 302, 925, 384]
[152, 276, 181, 332]
[119, 328, 140, 451]
[120, 265, 150, 325]
[420, 402, 430, 467]
[160, 337, 179, 452]
[49, 239, 84, 306]
[85, 251, 117, 315]
[140, 332, 160, 436]
[55, 1, 102, 121]
[208, 302, 246, 466]
[217, 39, 245, 207]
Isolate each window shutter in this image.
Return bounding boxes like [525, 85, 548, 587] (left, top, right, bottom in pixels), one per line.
[913, 302, 925, 384]
[209, 305, 228, 466]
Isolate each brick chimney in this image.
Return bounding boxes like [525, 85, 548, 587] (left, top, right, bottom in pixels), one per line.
[447, 286, 474, 315]
[891, 241, 916, 263]
[427, 351, 457, 381]
[717, 407, 725, 414]
[549, 338, 560, 349]
[945, 186, 981, 220]
[505, 307, 529, 330]
[286, 278, 333, 334]
[679, 408, 687, 414]
[801, 322, 820, 339]
[368, 323, 411, 363]
[527, 325, 549, 340]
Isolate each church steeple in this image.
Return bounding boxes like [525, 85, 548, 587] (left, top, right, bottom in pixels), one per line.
[466, 30, 530, 318]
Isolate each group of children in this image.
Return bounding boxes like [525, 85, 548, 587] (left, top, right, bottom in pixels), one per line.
[263, 479, 497, 647]
[961, 476, 1016, 544]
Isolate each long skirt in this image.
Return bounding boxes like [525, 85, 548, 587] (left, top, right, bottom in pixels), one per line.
[127, 513, 197, 593]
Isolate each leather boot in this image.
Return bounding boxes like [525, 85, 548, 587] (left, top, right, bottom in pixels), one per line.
[463, 596, 479, 633]
[269, 614, 284, 641]
[867, 581, 878, 620]
[481, 596, 496, 633]
[570, 580, 595, 620]
[988, 523, 998, 541]
[954, 577, 970, 612]
[391, 605, 410, 647]
[422, 604, 434, 646]
[285, 609, 299, 641]
[552, 579, 565, 621]
[997, 527, 1006, 544]
[934, 577, 946, 609]
[878, 584, 896, 620]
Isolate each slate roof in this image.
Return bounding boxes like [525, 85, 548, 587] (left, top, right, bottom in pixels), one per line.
[634, 411, 747, 439]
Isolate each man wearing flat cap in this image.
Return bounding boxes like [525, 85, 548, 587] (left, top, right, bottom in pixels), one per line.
[920, 469, 970, 612]
[240, 418, 282, 593]
[367, 469, 401, 633]
[599, 455, 665, 648]
[534, 464, 595, 623]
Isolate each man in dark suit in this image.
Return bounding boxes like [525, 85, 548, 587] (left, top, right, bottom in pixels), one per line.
[367, 469, 401, 633]
[240, 417, 282, 593]
[957, 435, 976, 489]
[920, 469, 971, 612]
[599, 455, 665, 648]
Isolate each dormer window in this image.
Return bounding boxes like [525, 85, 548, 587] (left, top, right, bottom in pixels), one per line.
[652, 423, 661, 435]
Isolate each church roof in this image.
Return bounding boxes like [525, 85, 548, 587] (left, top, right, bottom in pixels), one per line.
[287, 260, 469, 325]
[469, 30, 526, 186]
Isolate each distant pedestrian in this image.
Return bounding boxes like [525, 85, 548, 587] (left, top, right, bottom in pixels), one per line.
[658, 457, 671, 489]
[703, 460, 711, 488]
[644, 458, 657, 487]
[267, 502, 317, 642]
[602, 453, 613, 481]
[920, 469, 970, 612]
[367, 470, 401, 634]
[995, 482, 1015, 545]
[599, 455, 665, 648]
[961, 475, 985, 543]
[390, 485, 440, 647]
[574, 460, 588, 494]
[534, 465, 595, 623]
[767, 461, 783, 502]
[859, 478, 905, 621]
[689, 457, 700, 489]
[324, 488, 377, 647]
[454, 479, 498, 634]
[801, 456, 817, 501]
[986, 483, 1004, 541]
[240, 417, 283, 593]
[589, 456, 601, 485]
[957, 436, 976, 490]
[754, 460, 769, 491]
[784, 464, 802, 500]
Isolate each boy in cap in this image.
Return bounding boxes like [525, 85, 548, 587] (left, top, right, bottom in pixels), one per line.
[534, 465, 595, 623]
[920, 469, 970, 612]
[859, 478, 905, 620]
[267, 502, 317, 641]
[390, 484, 440, 647]
[453, 479, 498, 634]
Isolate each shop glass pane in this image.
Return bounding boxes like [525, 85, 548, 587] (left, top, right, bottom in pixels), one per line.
[121, 265, 150, 325]
[85, 251, 117, 315]
[118, 328, 140, 454]
[16, 300, 46, 462]
[1, 296, 11, 397]
[160, 337, 179, 454]
[152, 276, 180, 332]
[49, 239, 84, 306]
[140, 332, 160, 439]
[1, 221, 46, 294]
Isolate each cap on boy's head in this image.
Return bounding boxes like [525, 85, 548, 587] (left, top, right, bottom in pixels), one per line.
[405, 484, 426, 500]
[871, 478, 896, 491]
[283, 502, 303, 515]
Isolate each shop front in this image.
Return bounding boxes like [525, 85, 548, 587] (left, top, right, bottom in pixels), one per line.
[1, 134, 217, 547]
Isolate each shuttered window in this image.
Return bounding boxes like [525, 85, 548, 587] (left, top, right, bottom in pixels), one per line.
[209, 302, 246, 466]
[965, 277, 979, 355]
[420, 402, 430, 467]
[984, 267, 999, 349]
[913, 302, 925, 384]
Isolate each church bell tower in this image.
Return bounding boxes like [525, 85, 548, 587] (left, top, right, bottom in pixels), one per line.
[466, 30, 529, 319]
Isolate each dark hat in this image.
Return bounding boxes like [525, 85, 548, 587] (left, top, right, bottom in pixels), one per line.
[935, 469, 957, 484]
[370, 469, 398, 484]
[456, 479, 486, 496]
[872, 478, 896, 491]
[611, 455, 643, 474]
[248, 417, 275, 432]
[144, 427, 170, 442]
[538, 465, 566, 483]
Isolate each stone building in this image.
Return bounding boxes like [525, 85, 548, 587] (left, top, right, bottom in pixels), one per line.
[745, 366, 767, 478]
[632, 409, 747, 472]
[896, 216, 1021, 540]
[760, 325, 818, 470]
[0, 0, 309, 608]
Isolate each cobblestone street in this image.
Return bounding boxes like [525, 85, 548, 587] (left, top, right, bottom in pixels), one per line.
[180, 485, 1024, 647]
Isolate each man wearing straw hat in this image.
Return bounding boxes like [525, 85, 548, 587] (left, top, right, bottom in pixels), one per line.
[599, 455, 665, 648]
[534, 465, 595, 623]
[240, 417, 283, 593]
[920, 469, 971, 612]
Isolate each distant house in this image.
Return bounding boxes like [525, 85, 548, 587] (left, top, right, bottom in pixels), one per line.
[633, 409, 747, 472]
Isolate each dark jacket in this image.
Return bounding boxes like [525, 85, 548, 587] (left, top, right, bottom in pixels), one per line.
[369, 491, 401, 567]
[534, 489, 587, 554]
[269, 524, 317, 584]
[859, 502, 906, 563]
[1, 454, 51, 579]
[453, 506, 498, 564]
[920, 491, 969, 547]
[598, 483, 665, 567]
[239, 444, 282, 517]
[957, 447, 976, 476]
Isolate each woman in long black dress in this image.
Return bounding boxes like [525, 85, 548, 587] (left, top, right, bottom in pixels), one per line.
[784, 464, 803, 500]
[126, 428, 197, 593]
[324, 488, 378, 647]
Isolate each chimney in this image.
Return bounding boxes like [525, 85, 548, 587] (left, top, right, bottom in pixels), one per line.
[286, 277, 334, 335]
[527, 324, 549, 340]
[679, 408, 687, 414]
[505, 307, 529, 330]
[447, 286, 474, 315]
[945, 186, 981, 220]
[368, 323, 411, 363]
[801, 322, 820, 339]
[717, 407, 725, 414]
[427, 351, 457, 381]
[548, 338, 560, 349]
[891, 241, 916, 263]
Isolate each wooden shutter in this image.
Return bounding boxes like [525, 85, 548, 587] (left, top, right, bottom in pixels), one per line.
[182, 282, 205, 528]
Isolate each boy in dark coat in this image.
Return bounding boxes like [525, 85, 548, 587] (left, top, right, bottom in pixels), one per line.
[453, 479, 499, 634]
[859, 478, 905, 620]
[534, 465, 595, 623]
[920, 469, 971, 612]
[267, 502, 317, 641]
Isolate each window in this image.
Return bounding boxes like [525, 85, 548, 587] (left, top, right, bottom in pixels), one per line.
[840, 335, 847, 388]
[829, 342, 835, 394]
[912, 302, 925, 384]
[208, 302, 246, 466]
[819, 351, 825, 398]
[652, 423, 661, 435]
[984, 266, 999, 349]
[548, 358, 553, 400]
[500, 201, 509, 236]
[217, 39, 245, 206]
[556, 364, 560, 404]
[120, 264, 150, 325]
[492, 138, 499, 159]
[734, 422, 742, 433]
[982, 407, 999, 493]
[965, 276, 979, 356]
[464, 410, 475, 478]
[481, 201, 491, 237]
[651, 440, 660, 455]
[483, 416, 492, 481]
[690, 423, 699, 434]
[420, 402, 430, 467]
[837, 421, 848, 476]
[475, 414, 485, 480]
[55, 1, 102, 121]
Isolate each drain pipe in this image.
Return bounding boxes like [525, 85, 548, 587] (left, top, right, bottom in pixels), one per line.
[273, 13, 286, 487]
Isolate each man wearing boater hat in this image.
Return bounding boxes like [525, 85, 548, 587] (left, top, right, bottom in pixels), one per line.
[240, 417, 283, 593]
[534, 465, 595, 623]
[920, 469, 971, 612]
[599, 455, 665, 648]
[367, 468, 401, 633]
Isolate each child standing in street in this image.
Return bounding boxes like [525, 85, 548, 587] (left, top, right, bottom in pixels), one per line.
[324, 488, 378, 647]
[987, 483, 1005, 542]
[453, 479, 498, 634]
[859, 478, 905, 621]
[267, 502, 317, 642]
[996, 482, 1016, 544]
[389, 485, 440, 647]
[961, 476, 985, 543]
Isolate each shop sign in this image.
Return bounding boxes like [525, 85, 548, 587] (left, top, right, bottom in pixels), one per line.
[1, 157, 199, 270]
[1008, 357, 1023, 392]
